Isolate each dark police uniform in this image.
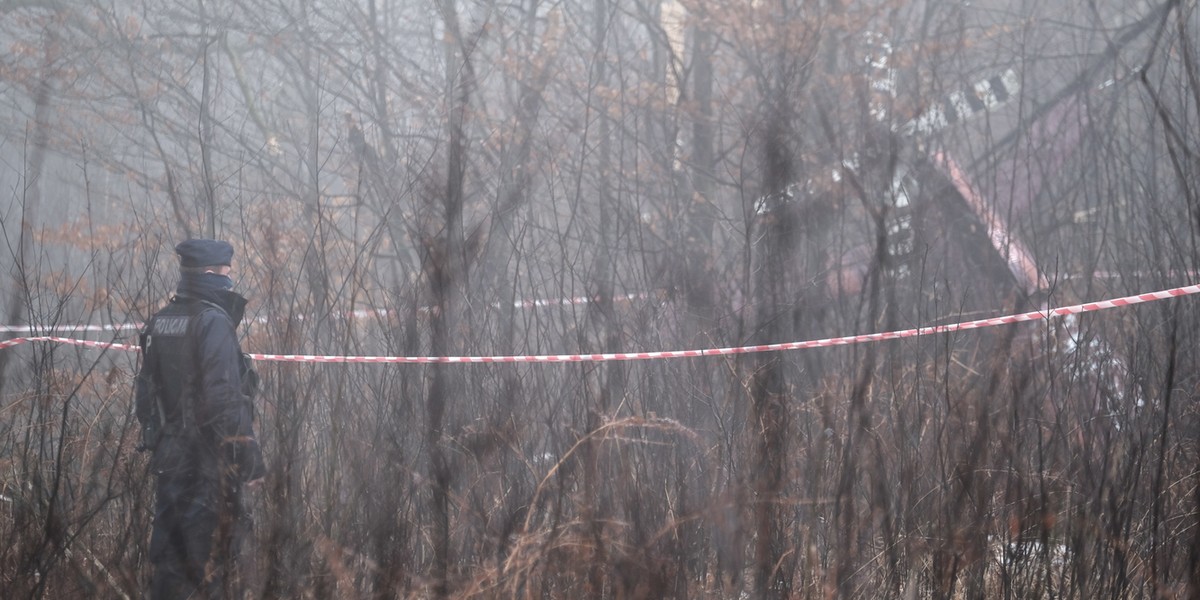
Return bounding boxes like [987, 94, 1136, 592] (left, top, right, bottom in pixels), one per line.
[135, 240, 265, 599]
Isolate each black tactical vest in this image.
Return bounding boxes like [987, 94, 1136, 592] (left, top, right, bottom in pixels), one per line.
[139, 298, 221, 475]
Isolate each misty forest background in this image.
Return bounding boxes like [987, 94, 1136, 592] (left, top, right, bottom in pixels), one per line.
[2, 0, 1200, 598]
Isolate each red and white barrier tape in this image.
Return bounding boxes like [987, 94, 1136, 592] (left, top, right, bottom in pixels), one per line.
[0, 337, 141, 353]
[2, 283, 1197, 363]
[0, 323, 145, 334]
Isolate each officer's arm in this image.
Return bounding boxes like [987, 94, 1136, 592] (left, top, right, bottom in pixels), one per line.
[134, 365, 156, 427]
[194, 310, 266, 482]
[134, 330, 158, 433]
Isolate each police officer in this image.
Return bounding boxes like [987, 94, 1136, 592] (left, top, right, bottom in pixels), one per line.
[135, 239, 265, 599]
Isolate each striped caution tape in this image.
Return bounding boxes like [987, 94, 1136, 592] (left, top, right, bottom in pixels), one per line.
[0, 336, 140, 353]
[2, 283, 1197, 363]
[0, 323, 145, 334]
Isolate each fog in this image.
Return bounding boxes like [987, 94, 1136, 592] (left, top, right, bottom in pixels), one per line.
[1, 0, 1198, 597]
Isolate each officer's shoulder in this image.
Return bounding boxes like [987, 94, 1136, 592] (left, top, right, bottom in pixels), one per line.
[193, 304, 235, 328]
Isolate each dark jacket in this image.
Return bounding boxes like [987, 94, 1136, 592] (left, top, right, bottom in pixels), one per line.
[135, 275, 265, 484]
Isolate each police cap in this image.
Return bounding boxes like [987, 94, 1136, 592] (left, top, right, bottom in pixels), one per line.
[175, 239, 234, 268]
